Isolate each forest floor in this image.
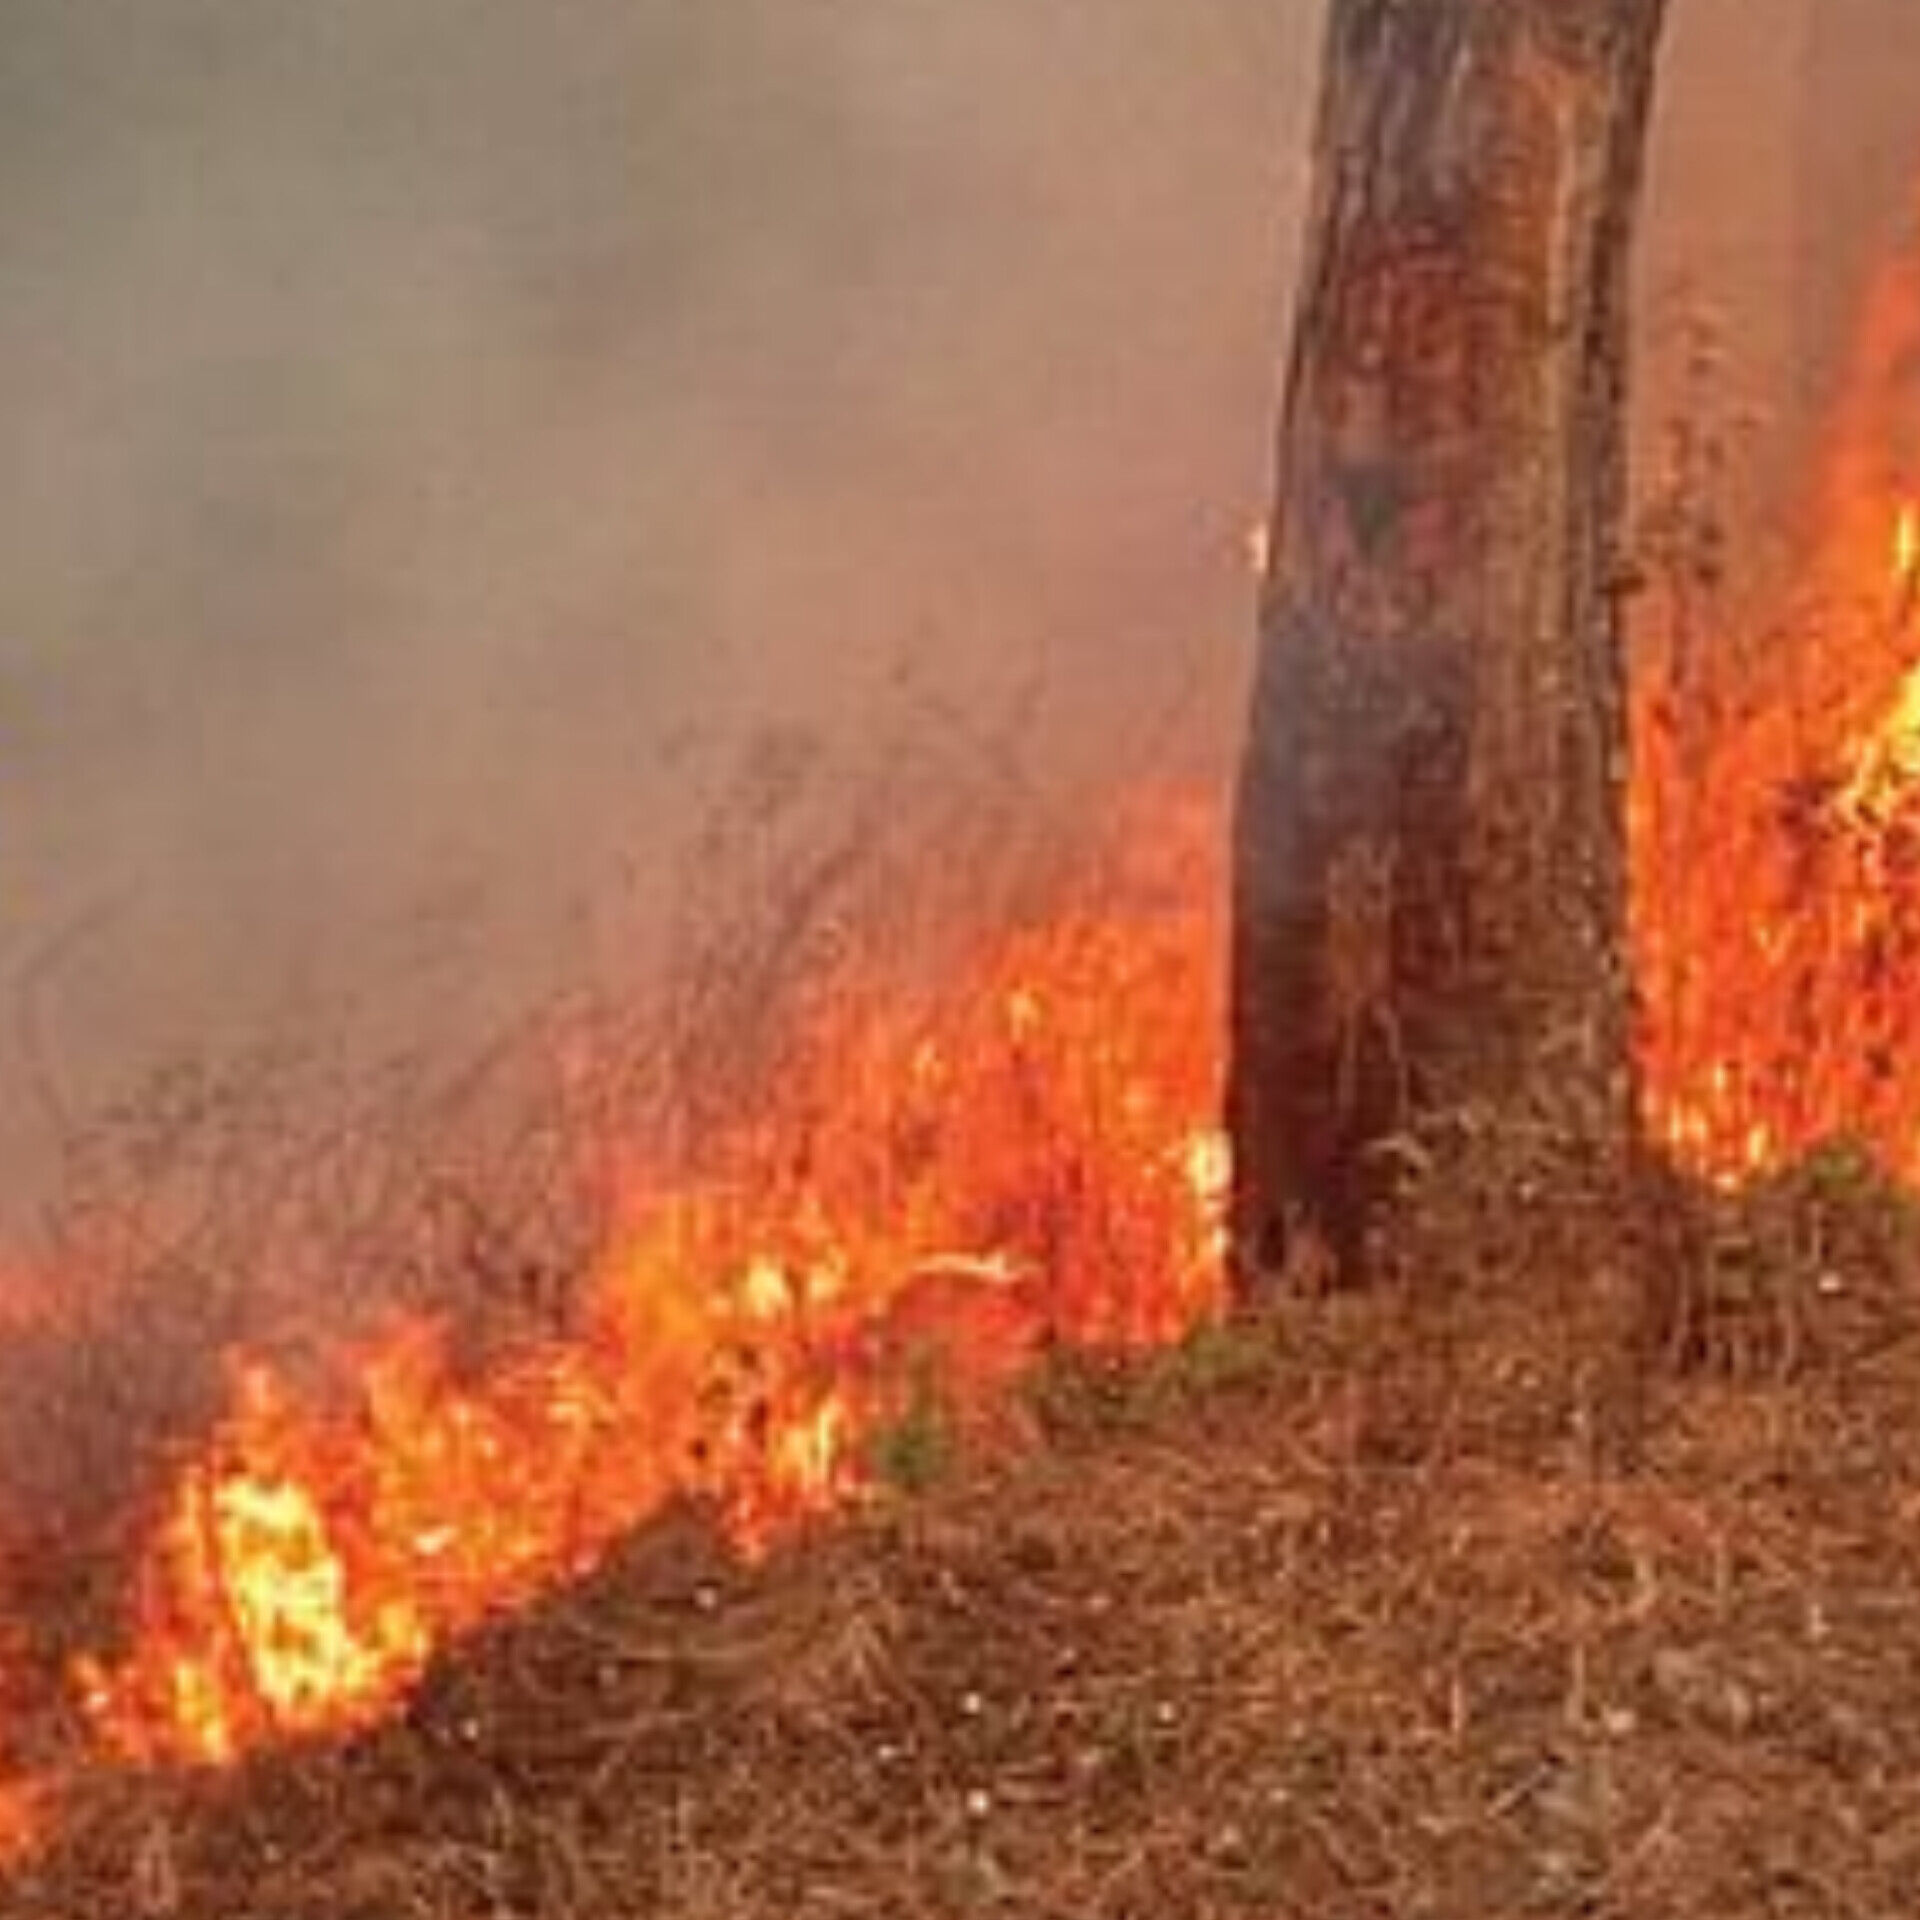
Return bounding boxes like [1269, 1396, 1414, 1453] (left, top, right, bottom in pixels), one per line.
[7, 1163, 1920, 1920]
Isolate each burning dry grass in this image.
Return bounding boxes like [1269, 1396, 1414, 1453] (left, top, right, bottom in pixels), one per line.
[11, 172, 1920, 1920]
[1632, 247, 1920, 1188]
[0, 741, 1228, 1850]
[7, 1203, 1920, 1920]
[0, 725, 1915, 1917]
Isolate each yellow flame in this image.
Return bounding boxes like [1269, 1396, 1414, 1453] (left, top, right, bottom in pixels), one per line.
[1892, 499, 1919, 601]
[208, 1474, 427, 1729]
[1838, 660, 1920, 824]
[60, 792, 1227, 1775]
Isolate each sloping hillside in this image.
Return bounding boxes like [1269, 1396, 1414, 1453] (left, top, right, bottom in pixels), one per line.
[8, 1184, 1920, 1920]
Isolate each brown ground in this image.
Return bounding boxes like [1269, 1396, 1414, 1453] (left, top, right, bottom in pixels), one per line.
[5, 1162, 1920, 1920]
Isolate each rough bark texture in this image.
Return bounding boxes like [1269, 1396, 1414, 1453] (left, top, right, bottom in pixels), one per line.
[1230, 0, 1666, 1290]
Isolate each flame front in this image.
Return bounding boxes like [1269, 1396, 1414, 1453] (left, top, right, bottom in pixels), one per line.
[1634, 224, 1920, 1184]
[66, 799, 1227, 1770]
[9, 201, 1920, 1873]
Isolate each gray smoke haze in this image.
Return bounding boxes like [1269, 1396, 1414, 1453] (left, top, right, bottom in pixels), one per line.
[0, 0, 1906, 1249]
[0, 0, 1308, 1239]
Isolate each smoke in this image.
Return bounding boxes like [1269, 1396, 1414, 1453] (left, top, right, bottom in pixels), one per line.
[0, 0, 1307, 1242]
[0, 0, 1913, 1250]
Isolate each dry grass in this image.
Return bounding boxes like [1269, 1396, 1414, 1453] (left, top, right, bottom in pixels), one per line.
[6, 1180, 1920, 1920]
[9, 624, 1920, 1916]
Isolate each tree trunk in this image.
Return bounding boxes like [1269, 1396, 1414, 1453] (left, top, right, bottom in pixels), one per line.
[1229, 0, 1666, 1290]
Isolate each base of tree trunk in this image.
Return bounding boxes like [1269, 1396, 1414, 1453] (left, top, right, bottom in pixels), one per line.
[1228, 0, 1666, 1296]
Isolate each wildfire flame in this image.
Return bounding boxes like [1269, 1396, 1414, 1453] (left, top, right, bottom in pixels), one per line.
[0, 1786, 42, 1870]
[1634, 220, 1920, 1185]
[43, 798, 1227, 1786]
[1890, 499, 1919, 602]
[6, 203, 1920, 1881]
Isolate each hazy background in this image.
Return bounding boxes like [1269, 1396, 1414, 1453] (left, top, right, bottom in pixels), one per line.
[0, 0, 1911, 1250]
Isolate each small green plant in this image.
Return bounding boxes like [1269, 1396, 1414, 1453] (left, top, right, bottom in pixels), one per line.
[1789, 1121, 1881, 1182]
[1152, 1314, 1279, 1398]
[1784, 1131, 1919, 1278]
[1025, 1313, 1283, 1439]
[865, 1357, 956, 1496]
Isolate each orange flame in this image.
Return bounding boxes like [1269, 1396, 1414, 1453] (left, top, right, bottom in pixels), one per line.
[58, 797, 1227, 1772]
[1890, 499, 1918, 600]
[1634, 220, 1920, 1184]
[5, 210, 1920, 1879]
[0, 1783, 45, 1869]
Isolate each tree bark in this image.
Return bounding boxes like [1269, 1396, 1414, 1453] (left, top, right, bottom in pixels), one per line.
[1229, 0, 1666, 1290]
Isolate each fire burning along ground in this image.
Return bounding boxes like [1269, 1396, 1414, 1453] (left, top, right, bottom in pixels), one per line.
[1634, 217, 1920, 1185]
[0, 798, 1229, 1844]
[5, 201, 1920, 1878]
